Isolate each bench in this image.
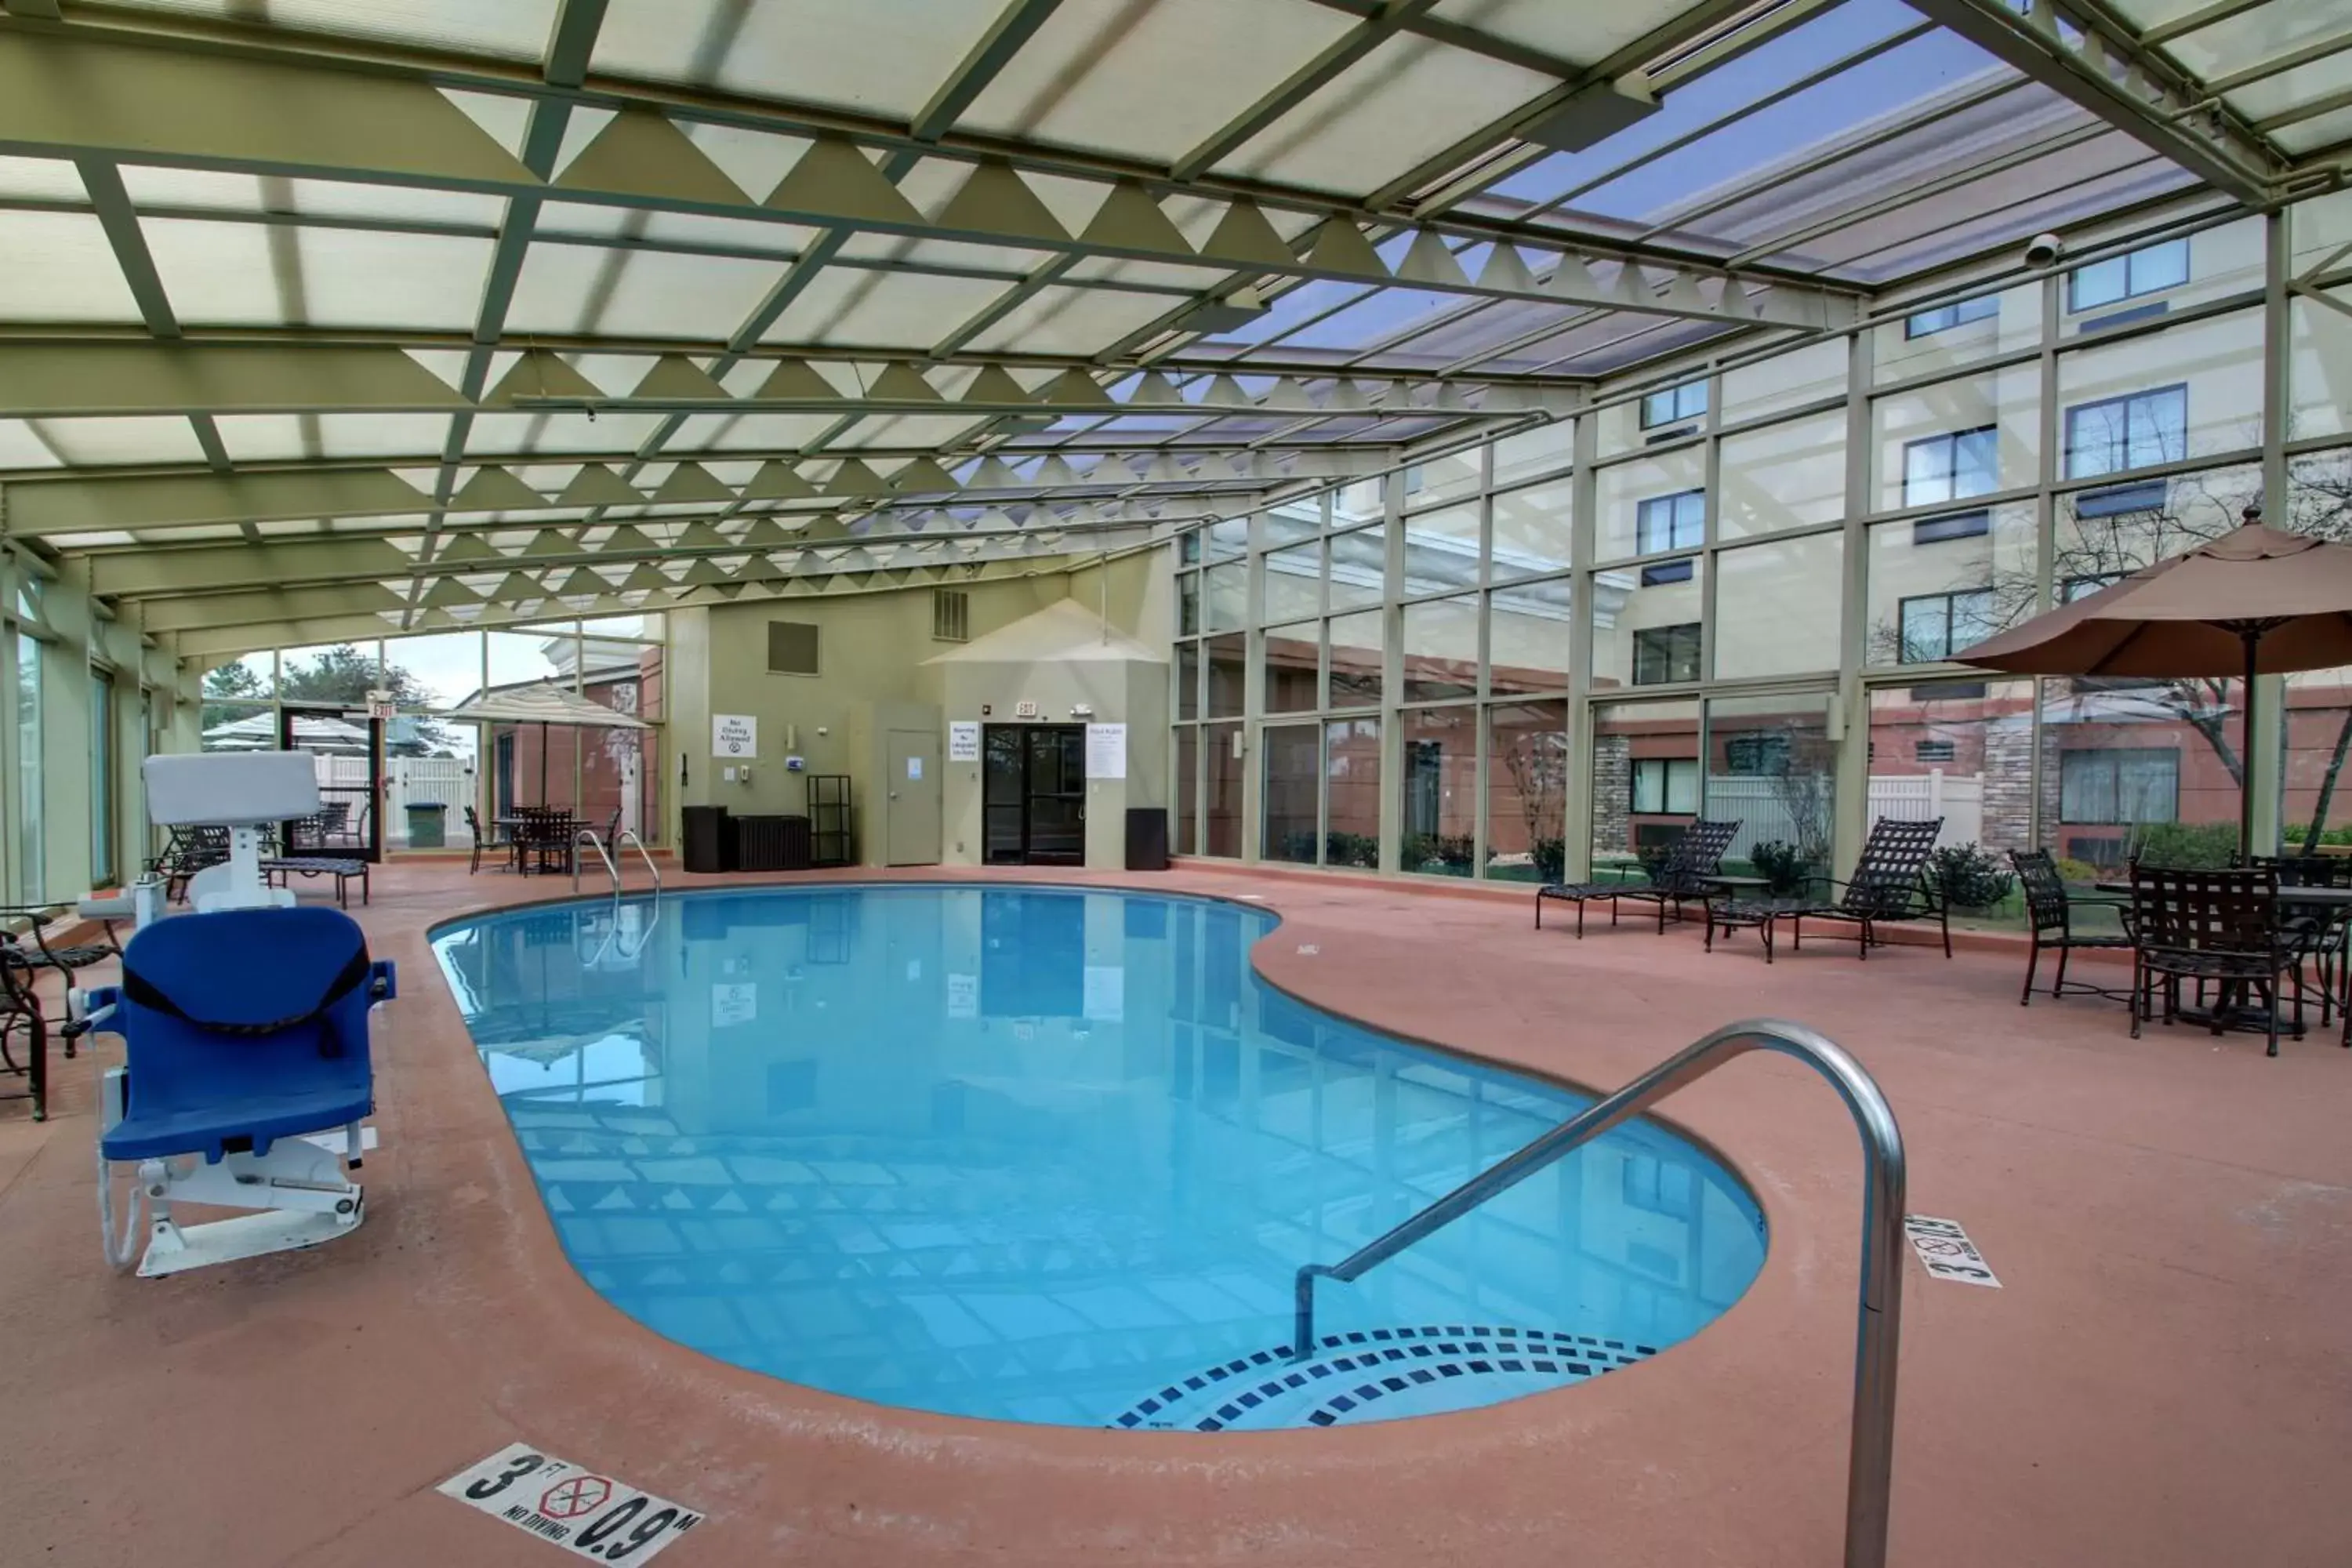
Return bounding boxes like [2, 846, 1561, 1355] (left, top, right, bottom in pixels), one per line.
[261, 856, 370, 908]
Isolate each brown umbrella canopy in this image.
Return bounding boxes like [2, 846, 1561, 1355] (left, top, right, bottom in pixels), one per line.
[1960, 523, 2352, 677]
[1959, 521, 2352, 856]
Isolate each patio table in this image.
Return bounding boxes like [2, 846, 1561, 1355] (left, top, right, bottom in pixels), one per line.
[1700, 876, 1802, 963]
[2096, 880, 2352, 1036]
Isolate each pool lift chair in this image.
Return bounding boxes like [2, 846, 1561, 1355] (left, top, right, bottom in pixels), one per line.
[69, 753, 395, 1278]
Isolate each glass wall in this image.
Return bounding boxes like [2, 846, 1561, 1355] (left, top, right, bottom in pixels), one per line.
[1171, 195, 2347, 880]
[191, 619, 669, 849]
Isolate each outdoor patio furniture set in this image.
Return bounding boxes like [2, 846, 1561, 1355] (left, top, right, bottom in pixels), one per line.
[2020, 848, 2352, 1058]
[1537, 815, 1953, 964]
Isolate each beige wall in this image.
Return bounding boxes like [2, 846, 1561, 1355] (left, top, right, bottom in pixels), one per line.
[671, 550, 1171, 869]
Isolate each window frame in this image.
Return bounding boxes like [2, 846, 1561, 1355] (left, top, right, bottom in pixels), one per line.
[2058, 746, 2181, 826]
[2067, 238, 2190, 314]
[1631, 622, 1703, 686]
[1896, 588, 1998, 663]
[1634, 489, 1706, 554]
[1630, 756, 1700, 815]
[1639, 379, 1708, 430]
[1904, 294, 1999, 338]
[1901, 425, 1999, 509]
[2062, 383, 2188, 481]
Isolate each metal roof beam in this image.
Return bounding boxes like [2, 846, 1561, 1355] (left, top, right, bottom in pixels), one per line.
[1901, 0, 2289, 208]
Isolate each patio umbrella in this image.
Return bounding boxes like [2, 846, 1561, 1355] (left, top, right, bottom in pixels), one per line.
[445, 681, 650, 808]
[1958, 517, 2352, 857]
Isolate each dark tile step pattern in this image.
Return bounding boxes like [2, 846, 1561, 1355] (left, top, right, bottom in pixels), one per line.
[1107, 1323, 1657, 1432]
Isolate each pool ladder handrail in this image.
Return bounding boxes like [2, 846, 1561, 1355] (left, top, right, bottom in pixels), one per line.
[571, 827, 661, 897]
[1289, 1018, 1906, 1568]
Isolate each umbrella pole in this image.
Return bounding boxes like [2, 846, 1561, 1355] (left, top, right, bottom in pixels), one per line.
[2241, 628, 2259, 862]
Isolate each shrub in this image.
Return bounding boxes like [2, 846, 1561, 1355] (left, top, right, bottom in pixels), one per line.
[1530, 837, 1565, 884]
[1748, 840, 1812, 897]
[1930, 842, 2014, 909]
[1323, 831, 1379, 869]
[2053, 855, 2102, 887]
[2129, 821, 2239, 869]
[1401, 833, 1474, 873]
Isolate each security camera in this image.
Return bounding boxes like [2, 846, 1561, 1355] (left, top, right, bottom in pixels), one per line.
[2024, 233, 2064, 267]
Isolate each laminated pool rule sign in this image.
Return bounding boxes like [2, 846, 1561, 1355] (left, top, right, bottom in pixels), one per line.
[1903, 1214, 2001, 1288]
[438, 1442, 705, 1562]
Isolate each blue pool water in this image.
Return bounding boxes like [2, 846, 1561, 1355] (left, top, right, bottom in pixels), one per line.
[431, 886, 1765, 1429]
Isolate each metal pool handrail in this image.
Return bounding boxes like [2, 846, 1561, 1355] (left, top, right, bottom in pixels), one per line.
[1289, 1019, 1907, 1568]
[570, 828, 660, 896]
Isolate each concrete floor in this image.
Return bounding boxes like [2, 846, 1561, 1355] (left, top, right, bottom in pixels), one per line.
[2, 858, 2347, 1567]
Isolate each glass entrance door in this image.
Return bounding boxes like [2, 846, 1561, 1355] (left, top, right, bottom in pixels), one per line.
[981, 724, 1086, 865]
[278, 703, 383, 862]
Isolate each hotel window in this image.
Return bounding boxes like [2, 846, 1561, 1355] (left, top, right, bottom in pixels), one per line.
[2063, 385, 2187, 480]
[2067, 239, 2189, 314]
[1635, 489, 1705, 554]
[1632, 622, 1702, 686]
[1640, 380, 1707, 430]
[1631, 757, 1700, 815]
[1905, 294, 1998, 337]
[2060, 748, 2180, 825]
[1898, 590, 1997, 663]
[1903, 426, 1998, 507]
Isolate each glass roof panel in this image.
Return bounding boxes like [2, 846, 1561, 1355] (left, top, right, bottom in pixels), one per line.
[1428, 0, 1697, 60]
[764, 267, 1018, 348]
[2276, 104, 2352, 159]
[1795, 158, 2190, 282]
[1570, 31, 2010, 229]
[119, 167, 506, 227]
[593, 0, 1004, 119]
[965, 285, 1181, 356]
[667, 412, 844, 452]
[1664, 89, 2103, 262]
[2226, 56, 2352, 129]
[1226, 34, 1557, 195]
[0, 212, 141, 321]
[27, 416, 203, 466]
[464, 412, 666, 456]
[0, 419, 64, 470]
[2163, 7, 2352, 82]
[0, 155, 86, 201]
[956, 0, 1359, 165]
[1483, 0, 1933, 207]
[505, 241, 791, 339]
[100, 0, 561, 59]
[140, 219, 494, 328]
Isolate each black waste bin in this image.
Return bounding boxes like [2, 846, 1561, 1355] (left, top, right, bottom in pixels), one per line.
[682, 804, 735, 873]
[1125, 807, 1170, 871]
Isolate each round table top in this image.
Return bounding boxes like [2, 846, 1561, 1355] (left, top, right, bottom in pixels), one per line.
[1702, 873, 1775, 887]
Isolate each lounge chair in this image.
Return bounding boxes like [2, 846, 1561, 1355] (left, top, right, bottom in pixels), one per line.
[1773, 818, 1950, 960]
[1535, 819, 1740, 937]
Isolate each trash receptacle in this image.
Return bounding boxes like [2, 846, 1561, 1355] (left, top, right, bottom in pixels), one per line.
[682, 804, 734, 873]
[406, 800, 448, 849]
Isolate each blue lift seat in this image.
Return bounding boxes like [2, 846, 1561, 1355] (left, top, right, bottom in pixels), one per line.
[93, 905, 393, 1166]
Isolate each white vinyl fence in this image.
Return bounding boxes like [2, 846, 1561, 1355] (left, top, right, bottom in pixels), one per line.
[1702, 771, 1984, 862]
[313, 755, 476, 847]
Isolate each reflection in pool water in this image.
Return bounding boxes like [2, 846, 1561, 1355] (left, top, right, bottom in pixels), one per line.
[432, 886, 1764, 1429]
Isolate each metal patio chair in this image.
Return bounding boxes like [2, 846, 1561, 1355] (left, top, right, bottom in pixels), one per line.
[2010, 848, 2132, 1006]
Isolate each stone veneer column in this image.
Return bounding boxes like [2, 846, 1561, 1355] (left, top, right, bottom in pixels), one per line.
[1589, 732, 1630, 860]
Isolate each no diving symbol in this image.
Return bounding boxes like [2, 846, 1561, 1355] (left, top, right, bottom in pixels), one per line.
[540, 1474, 612, 1519]
[1916, 1239, 1965, 1257]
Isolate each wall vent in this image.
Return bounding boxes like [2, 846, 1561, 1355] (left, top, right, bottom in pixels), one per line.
[931, 589, 970, 643]
[766, 620, 820, 675]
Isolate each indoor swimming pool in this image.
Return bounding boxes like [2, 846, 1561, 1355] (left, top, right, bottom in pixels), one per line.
[430, 886, 1766, 1429]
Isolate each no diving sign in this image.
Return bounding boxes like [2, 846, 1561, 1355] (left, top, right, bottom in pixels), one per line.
[438, 1442, 704, 1561]
[1904, 1213, 2001, 1288]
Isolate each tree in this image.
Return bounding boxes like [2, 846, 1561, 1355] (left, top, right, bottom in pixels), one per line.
[201, 644, 455, 754]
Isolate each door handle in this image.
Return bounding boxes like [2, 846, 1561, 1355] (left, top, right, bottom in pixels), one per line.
[888, 791, 899, 800]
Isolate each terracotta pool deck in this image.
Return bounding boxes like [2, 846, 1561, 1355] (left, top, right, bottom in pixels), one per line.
[2, 858, 2347, 1567]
